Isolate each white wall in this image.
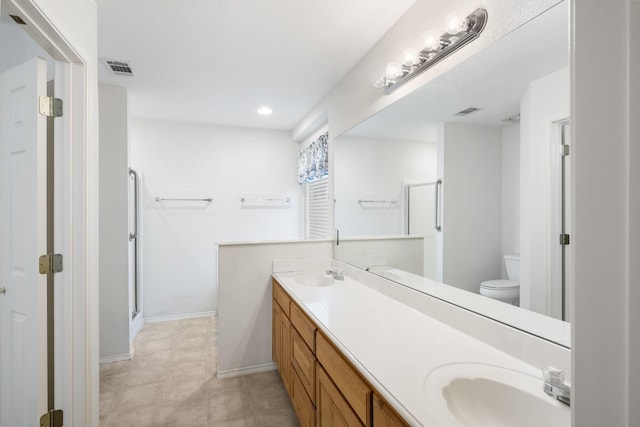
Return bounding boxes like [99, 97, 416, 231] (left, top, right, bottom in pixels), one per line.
[98, 84, 130, 359]
[572, 1, 637, 426]
[501, 124, 520, 277]
[334, 135, 437, 236]
[629, 2, 640, 423]
[519, 67, 569, 312]
[131, 119, 303, 318]
[438, 123, 503, 293]
[217, 240, 332, 376]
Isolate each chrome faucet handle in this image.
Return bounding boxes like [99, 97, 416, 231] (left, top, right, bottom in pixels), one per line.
[542, 367, 571, 406]
[325, 268, 345, 280]
[543, 367, 564, 384]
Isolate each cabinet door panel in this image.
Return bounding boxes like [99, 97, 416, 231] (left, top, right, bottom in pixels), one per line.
[317, 332, 371, 425]
[273, 279, 292, 316]
[280, 308, 291, 393]
[373, 394, 409, 427]
[317, 366, 364, 427]
[272, 301, 281, 366]
[292, 369, 316, 427]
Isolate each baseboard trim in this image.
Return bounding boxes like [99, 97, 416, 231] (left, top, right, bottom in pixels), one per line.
[216, 362, 276, 379]
[99, 353, 132, 364]
[144, 310, 217, 323]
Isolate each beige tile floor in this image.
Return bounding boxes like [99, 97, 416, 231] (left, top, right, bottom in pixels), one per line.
[99, 316, 300, 427]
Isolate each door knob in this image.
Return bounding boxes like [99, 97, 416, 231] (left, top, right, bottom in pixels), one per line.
[0, 287, 6, 295]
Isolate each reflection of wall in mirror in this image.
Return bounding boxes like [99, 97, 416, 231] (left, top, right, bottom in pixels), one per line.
[520, 67, 569, 313]
[438, 123, 503, 291]
[334, 135, 437, 236]
[335, 236, 424, 276]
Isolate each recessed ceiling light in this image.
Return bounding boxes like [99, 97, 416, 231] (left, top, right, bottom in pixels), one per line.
[257, 106, 273, 116]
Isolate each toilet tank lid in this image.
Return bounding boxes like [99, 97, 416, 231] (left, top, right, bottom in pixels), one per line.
[481, 279, 519, 289]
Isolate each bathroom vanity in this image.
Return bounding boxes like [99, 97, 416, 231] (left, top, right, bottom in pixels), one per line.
[271, 260, 571, 427]
[273, 278, 407, 427]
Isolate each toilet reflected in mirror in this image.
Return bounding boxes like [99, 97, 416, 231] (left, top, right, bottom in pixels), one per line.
[479, 254, 520, 306]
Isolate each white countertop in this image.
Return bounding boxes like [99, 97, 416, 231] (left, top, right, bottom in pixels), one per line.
[273, 269, 568, 427]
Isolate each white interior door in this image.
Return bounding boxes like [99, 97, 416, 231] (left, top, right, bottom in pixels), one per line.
[0, 57, 49, 426]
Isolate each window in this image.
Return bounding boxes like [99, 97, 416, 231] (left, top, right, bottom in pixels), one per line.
[304, 176, 330, 239]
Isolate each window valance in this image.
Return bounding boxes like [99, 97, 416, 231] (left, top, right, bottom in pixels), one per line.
[298, 132, 328, 184]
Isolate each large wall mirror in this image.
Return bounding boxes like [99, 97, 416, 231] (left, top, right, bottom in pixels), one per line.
[334, 1, 571, 347]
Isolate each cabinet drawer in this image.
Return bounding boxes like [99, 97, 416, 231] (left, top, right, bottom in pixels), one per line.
[291, 367, 316, 427]
[291, 327, 316, 403]
[272, 278, 291, 317]
[316, 333, 372, 426]
[290, 302, 316, 352]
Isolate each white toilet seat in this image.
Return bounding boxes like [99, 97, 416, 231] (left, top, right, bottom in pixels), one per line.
[480, 279, 519, 290]
[480, 280, 520, 305]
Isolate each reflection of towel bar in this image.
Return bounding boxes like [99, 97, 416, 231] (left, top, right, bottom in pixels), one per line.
[358, 199, 396, 204]
[155, 197, 212, 202]
[241, 197, 290, 203]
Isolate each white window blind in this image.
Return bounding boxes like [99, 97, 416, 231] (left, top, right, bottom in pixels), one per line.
[305, 177, 330, 239]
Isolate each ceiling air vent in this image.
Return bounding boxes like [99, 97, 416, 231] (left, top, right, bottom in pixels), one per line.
[103, 59, 134, 76]
[454, 107, 481, 116]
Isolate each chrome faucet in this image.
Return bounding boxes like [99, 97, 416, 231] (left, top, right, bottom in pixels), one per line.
[542, 367, 571, 406]
[325, 268, 345, 280]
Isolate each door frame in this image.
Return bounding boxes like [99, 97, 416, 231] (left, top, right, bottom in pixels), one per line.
[2, 0, 98, 425]
[549, 116, 571, 321]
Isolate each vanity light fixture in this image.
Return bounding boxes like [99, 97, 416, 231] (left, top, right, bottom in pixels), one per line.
[375, 8, 488, 94]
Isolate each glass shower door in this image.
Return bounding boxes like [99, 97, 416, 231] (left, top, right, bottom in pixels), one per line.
[406, 181, 440, 280]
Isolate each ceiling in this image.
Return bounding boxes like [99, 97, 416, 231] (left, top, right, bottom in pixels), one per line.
[97, 0, 415, 131]
[344, 1, 569, 141]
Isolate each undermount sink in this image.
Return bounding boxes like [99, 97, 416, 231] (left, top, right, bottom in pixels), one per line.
[424, 363, 570, 427]
[294, 274, 335, 287]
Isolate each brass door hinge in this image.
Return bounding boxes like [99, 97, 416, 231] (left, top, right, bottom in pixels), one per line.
[40, 409, 63, 427]
[38, 96, 63, 118]
[39, 253, 63, 274]
[559, 234, 571, 245]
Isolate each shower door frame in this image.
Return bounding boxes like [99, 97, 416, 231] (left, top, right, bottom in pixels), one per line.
[128, 168, 140, 319]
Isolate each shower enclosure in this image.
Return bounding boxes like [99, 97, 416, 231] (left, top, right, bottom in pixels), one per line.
[405, 180, 442, 280]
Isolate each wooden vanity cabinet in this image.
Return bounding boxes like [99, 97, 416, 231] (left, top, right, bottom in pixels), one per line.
[272, 280, 292, 393]
[272, 278, 409, 427]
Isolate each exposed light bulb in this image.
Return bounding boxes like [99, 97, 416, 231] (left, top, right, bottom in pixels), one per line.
[401, 48, 420, 66]
[445, 13, 469, 34]
[257, 106, 272, 115]
[422, 32, 441, 51]
[374, 77, 389, 89]
[384, 62, 403, 79]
